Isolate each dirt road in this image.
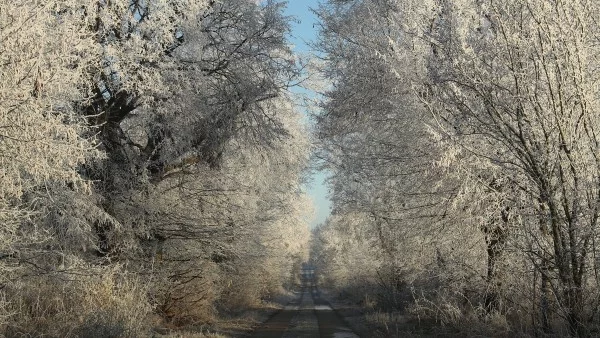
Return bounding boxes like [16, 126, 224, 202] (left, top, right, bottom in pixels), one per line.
[250, 267, 359, 338]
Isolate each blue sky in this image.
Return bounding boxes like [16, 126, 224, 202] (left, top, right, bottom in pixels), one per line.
[284, 1, 319, 53]
[282, 0, 332, 228]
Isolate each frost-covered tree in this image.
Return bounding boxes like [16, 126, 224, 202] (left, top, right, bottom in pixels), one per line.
[312, 0, 459, 312]
[423, 0, 600, 333]
[0, 0, 101, 276]
[0, 0, 312, 333]
[131, 97, 311, 322]
[315, 0, 600, 335]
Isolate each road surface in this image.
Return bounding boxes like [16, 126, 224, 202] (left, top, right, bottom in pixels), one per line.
[250, 267, 359, 338]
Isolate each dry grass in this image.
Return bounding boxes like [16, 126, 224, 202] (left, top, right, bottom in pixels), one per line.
[2, 266, 152, 337]
[154, 328, 228, 338]
[0, 260, 298, 337]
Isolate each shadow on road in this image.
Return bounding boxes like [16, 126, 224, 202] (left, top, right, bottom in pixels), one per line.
[249, 265, 359, 338]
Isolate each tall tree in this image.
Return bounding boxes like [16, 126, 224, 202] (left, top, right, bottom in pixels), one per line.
[424, 0, 600, 333]
[0, 0, 101, 276]
[0, 0, 312, 332]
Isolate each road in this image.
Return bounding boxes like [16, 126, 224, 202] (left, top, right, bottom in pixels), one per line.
[250, 267, 359, 338]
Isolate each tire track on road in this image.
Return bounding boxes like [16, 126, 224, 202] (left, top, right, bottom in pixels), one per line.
[249, 266, 360, 338]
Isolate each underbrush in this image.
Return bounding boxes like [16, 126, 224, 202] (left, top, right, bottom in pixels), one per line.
[409, 291, 516, 337]
[0, 258, 302, 337]
[154, 274, 219, 328]
[2, 266, 152, 337]
[330, 279, 590, 338]
[324, 270, 532, 337]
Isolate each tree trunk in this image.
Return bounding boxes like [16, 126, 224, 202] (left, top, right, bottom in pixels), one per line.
[484, 207, 509, 313]
[540, 256, 551, 334]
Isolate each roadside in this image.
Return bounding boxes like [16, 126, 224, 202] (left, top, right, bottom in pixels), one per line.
[319, 289, 449, 337]
[152, 291, 298, 338]
[155, 267, 387, 338]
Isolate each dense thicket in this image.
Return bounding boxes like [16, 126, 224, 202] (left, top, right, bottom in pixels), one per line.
[312, 0, 600, 336]
[0, 0, 311, 335]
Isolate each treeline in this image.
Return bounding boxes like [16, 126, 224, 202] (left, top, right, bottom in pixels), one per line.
[312, 0, 600, 336]
[0, 0, 311, 336]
